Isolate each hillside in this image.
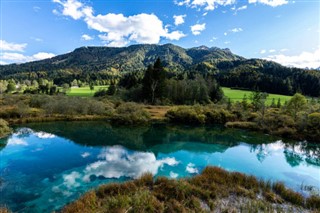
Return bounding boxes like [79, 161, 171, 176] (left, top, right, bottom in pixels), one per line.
[0, 43, 319, 97]
[0, 44, 243, 77]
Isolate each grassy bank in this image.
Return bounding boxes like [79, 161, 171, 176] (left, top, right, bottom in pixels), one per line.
[62, 166, 320, 212]
[222, 87, 292, 105]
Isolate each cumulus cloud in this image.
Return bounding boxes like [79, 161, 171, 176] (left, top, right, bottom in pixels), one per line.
[1, 52, 55, 64]
[83, 146, 179, 181]
[51, 146, 179, 197]
[0, 40, 27, 52]
[52, 0, 85, 20]
[173, 14, 186, 26]
[264, 48, 320, 69]
[53, 0, 185, 47]
[248, 0, 288, 7]
[269, 49, 276, 53]
[81, 34, 94, 41]
[191, 23, 206, 35]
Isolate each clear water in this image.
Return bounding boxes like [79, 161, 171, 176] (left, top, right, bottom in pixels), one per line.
[0, 121, 319, 212]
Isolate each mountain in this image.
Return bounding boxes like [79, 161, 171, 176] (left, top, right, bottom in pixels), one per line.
[0, 43, 319, 97]
[0, 43, 243, 78]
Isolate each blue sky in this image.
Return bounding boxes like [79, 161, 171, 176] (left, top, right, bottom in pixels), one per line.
[0, 0, 319, 68]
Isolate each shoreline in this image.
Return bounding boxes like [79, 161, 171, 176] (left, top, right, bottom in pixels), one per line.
[5, 113, 319, 144]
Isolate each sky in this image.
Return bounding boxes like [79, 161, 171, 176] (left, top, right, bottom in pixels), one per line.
[0, 0, 319, 68]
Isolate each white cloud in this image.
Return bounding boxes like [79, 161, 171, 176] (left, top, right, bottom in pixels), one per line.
[33, 52, 56, 60]
[264, 48, 320, 69]
[173, 14, 186, 26]
[81, 34, 94, 41]
[230, 27, 243, 33]
[248, 0, 288, 7]
[170, 171, 179, 178]
[63, 171, 81, 188]
[81, 152, 91, 158]
[176, 0, 288, 11]
[186, 163, 199, 174]
[260, 49, 266, 54]
[224, 41, 231, 44]
[1, 52, 55, 64]
[7, 138, 28, 146]
[82, 146, 179, 180]
[269, 49, 276, 53]
[191, 23, 206, 35]
[53, 0, 185, 47]
[0, 40, 27, 52]
[237, 5, 248, 10]
[176, 0, 236, 11]
[52, 0, 85, 20]
[224, 32, 228, 36]
[280, 48, 288, 52]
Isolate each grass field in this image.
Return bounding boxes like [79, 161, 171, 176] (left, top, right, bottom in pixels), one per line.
[66, 86, 108, 97]
[222, 87, 292, 105]
[65, 85, 293, 105]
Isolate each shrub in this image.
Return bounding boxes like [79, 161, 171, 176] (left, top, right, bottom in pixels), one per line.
[204, 108, 236, 124]
[225, 121, 258, 130]
[165, 106, 206, 124]
[110, 102, 151, 125]
[0, 119, 11, 138]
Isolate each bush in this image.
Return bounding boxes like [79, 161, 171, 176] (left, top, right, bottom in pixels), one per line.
[204, 107, 236, 124]
[0, 119, 11, 138]
[165, 106, 206, 124]
[110, 102, 151, 125]
[225, 121, 258, 130]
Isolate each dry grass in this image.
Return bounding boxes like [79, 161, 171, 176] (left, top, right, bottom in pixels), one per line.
[62, 167, 320, 213]
[144, 105, 171, 121]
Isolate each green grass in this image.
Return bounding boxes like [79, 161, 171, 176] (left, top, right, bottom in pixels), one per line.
[66, 86, 108, 97]
[222, 87, 292, 105]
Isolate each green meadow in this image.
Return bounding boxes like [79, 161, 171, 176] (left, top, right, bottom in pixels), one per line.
[66, 86, 108, 97]
[222, 87, 292, 105]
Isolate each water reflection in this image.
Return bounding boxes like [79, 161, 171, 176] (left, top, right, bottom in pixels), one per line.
[0, 122, 319, 212]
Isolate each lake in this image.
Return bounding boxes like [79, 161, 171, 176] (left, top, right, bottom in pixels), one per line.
[0, 121, 319, 212]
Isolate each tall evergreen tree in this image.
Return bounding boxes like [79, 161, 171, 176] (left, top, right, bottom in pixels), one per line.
[142, 58, 166, 104]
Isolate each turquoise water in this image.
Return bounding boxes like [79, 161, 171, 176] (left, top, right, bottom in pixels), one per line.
[0, 122, 319, 212]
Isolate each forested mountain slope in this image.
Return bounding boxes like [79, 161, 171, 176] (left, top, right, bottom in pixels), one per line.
[0, 43, 319, 96]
